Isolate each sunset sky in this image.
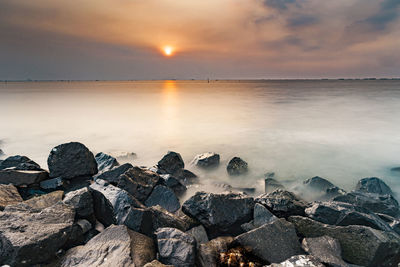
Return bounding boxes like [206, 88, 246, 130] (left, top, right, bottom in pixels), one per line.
[1, 0, 400, 80]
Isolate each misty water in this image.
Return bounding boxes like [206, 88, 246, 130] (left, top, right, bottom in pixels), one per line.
[1, 80, 400, 198]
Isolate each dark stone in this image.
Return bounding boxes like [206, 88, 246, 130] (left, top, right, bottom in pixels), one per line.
[157, 151, 185, 175]
[161, 174, 187, 196]
[95, 152, 119, 173]
[63, 187, 94, 219]
[302, 236, 349, 267]
[264, 178, 284, 193]
[266, 255, 324, 267]
[145, 185, 180, 213]
[191, 152, 220, 168]
[0, 169, 49, 186]
[186, 225, 209, 247]
[303, 176, 336, 192]
[241, 203, 278, 232]
[355, 177, 393, 196]
[0, 155, 42, 171]
[156, 227, 196, 267]
[122, 206, 153, 235]
[234, 219, 302, 263]
[0, 149, 4, 157]
[182, 191, 254, 237]
[289, 216, 400, 267]
[149, 205, 192, 232]
[0, 184, 22, 210]
[94, 163, 133, 183]
[47, 142, 98, 179]
[197, 236, 234, 267]
[391, 220, 400, 235]
[180, 169, 198, 184]
[227, 157, 248, 176]
[40, 177, 64, 190]
[391, 167, 400, 173]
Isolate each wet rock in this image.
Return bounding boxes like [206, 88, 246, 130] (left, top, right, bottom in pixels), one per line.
[264, 178, 284, 193]
[40, 177, 64, 190]
[355, 177, 393, 196]
[157, 151, 185, 175]
[161, 174, 187, 195]
[48, 142, 98, 179]
[197, 236, 234, 267]
[122, 207, 153, 235]
[302, 236, 349, 267]
[94, 163, 133, 182]
[234, 219, 302, 263]
[0, 169, 49, 186]
[186, 225, 209, 247]
[0, 155, 42, 171]
[0, 202, 74, 266]
[182, 191, 254, 237]
[60, 224, 155, 267]
[255, 189, 307, 218]
[0, 184, 22, 210]
[144, 260, 174, 267]
[95, 152, 119, 173]
[266, 255, 324, 267]
[191, 152, 220, 168]
[289, 216, 400, 267]
[227, 157, 248, 176]
[145, 185, 180, 213]
[63, 187, 93, 219]
[156, 227, 196, 267]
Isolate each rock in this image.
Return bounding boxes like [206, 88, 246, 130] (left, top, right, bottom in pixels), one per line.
[0, 149, 4, 157]
[305, 201, 393, 232]
[144, 260, 174, 267]
[40, 177, 64, 190]
[0, 155, 42, 171]
[303, 176, 336, 192]
[149, 205, 192, 232]
[253, 203, 278, 226]
[333, 191, 400, 217]
[234, 219, 302, 263]
[95, 152, 119, 173]
[266, 255, 324, 267]
[145, 185, 180, 213]
[157, 151, 185, 175]
[0, 169, 49, 186]
[121, 207, 153, 235]
[391, 220, 400, 235]
[6, 190, 64, 211]
[191, 152, 220, 168]
[255, 189, 307, 218]
[63, 187, 94, 219]
[186, 225, 209, 247]
[60, 224, 155, 267]
[391, 167, 400, 173]
[109, 151, 137, 161]
[288, 216, 400, 266]
[179, 169, 198, 184]
[197, 236, 234, 267]
[156, 227, 196, 267]
[227, 157, 248, 176]
[48, 142, 98, 179]
[0, 202, 75, 266]
[355, 177, 393, 196]
[182, 191, 254, 237]
[94, 163, 133, 182]
[161, 174, 187, 195]
[302, 236, 349, 267]
[0, 184, 22, 210]
[264, 178, 284, 193]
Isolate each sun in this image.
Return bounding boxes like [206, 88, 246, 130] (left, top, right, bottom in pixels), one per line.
[162, 46, 174, 57]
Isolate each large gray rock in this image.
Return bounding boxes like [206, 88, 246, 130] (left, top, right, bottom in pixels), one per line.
[289, 216, 400, 267]
[303, 176, 336, 192]
[0, 169, 49, 186]
[60, 225, 155, 267]
[241, 203, 278, 231]
[182, 191, 254, 237]
[227, 157, 248, 176]
[0, 202, 75, 266]
[145, 185, 180, 213]
[149, 205, 193, 232]
[156, 227, 196, 267]
[266, 255, 324, 267]
[234, 219, 302, 263]
[0, 183, 22, 210]
[186, 225, 209, 247]
[391, 220, 400, 235]
[197, 236, 234, 267]
[302, 236, 349, 267]
[191, 152, 220, 168]
[0, 155, 42, 171]
[157, 151, 185, 175]
[63, 187, 94, 219]
[355, 177, 393, 196]
[95, 152, 119, 173]
[6, 190, 64, 211]
[94, 163, 133, 183]
[264, 178, 284, 193]
[161, 174, 187, 196]
[48, 142, 98, 179]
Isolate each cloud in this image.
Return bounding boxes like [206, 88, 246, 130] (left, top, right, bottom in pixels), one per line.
[286, 14, 318, 28]
[364, 0, 400, 30]
[262, 0, 299, 10]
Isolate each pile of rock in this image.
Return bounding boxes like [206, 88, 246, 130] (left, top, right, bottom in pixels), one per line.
[0, 142, 400, 267]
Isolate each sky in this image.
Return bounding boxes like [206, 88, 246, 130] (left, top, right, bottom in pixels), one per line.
[0, 0, 400, 80]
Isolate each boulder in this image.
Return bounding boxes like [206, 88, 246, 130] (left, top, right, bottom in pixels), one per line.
[241, 203, 278, 231]
[234, 219, 302, 263]
[6, 190, 64, 210]
[0, 184, 22, 210]
[60, 225, 155, 267]
[144, 260, 174, 267]
[63, 187, 94, 219]
[157, 151, 185, 175]
[40, 177, 64, 190]
[156, 227, 196, 267]
[0, 202, 75, 266]
[191, 152, 220, 168]
[182, 191, 254, 237]
[355, 177, 393, 196]
[47, 142, 98, 179]
[0, 149, 4, 157]
[227, 157, 248, 176]
[255, 189, 306, 218]
[197, 236, 234, 267]
[266, 255, 324, 267]
[302, 236, 349, 267]
[122, 207, 153, 235]
[94, 163, 133, 183]
[288, 216, 400, 266]
[145, 185, 180, 213]
[161, 174, 187, 195]
[391, 220, 400, 235]
[0, 169, 49, 186]
[95, 152, 119, 173]
[303, 176, 336, 192]
[149, 205, 193, 232]
[186, 225, 209, 247]
[0, 155, 42, 171]
[264, 178, 284, 193]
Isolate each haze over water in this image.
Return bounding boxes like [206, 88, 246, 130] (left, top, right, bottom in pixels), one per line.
[1, 80, 400, 196]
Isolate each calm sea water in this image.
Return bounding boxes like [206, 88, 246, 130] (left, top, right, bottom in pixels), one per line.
[1, 80, 400, 196]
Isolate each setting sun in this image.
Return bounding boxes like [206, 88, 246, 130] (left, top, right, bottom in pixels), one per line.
[163, 46, 174, 57]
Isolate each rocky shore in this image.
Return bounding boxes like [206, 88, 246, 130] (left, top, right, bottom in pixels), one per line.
[0, 142, 399, 267]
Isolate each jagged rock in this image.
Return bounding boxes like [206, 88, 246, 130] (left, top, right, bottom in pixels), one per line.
[355, 177, 393, 196]
[264, 178, 284, 193]
[121, 207, 153, 235]
[333, 191, 400, 218]
[156, 227, 196, 267]
[197, 236, 234, 267]
[144, 260, 174, 267]
[145, 185, 180, 213]
[157, 151, 185, 175]
[0, 169, 49, 186]
[149, 205, 192, 232]
[305, 201, 393, 232]
[303, 176, 336, 192]
[227, 157, 248, 176]
[0, 184, 22, 210]
[191, 152, 220, 168]
[95, 152, 119, 173]
[241, 203, 278, 232]
[40, 177, 64, 190]
[391, 220, 400, 235]
[186, 225, 209, 247]
[161, 174, 187, 195]
[94, 163, 133, 182]
[179, 169, 198, 184]
[234, 219, 302, 263]
[0, 155, 42, 171]
[48, 142, 98, 179]
[0, 202, 75, 266]
[182, 191, 254, 237]
[60, 225, 155, 267]
[6, 190, 64, 211]
[266, 255, 324, 267]
[255, 189, 306, 218]
[288, 216, 400, 267]
[63, 187, 93, 219]
[302, 236, 349, 267]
